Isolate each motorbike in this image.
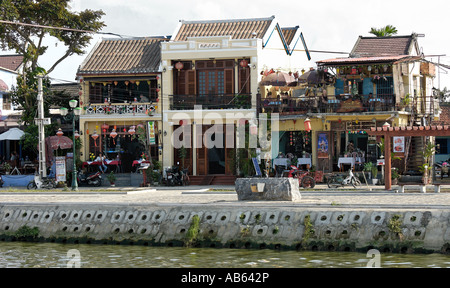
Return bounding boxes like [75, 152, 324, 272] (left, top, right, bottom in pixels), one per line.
[165, 166, 182, 186]
[327, 169, 361, 189]
[27, 174, 57, 189]
[77, 170, 102, 187]
[0, 174, 4, 187]
[287, 165, 316, 189]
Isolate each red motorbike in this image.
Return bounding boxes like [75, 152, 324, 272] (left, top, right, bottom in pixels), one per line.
[288, 165, 316, 189]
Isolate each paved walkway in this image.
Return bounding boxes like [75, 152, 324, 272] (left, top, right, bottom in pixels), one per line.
[0, 184, 449, 210]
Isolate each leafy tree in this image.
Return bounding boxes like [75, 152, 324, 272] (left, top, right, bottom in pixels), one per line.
[369, 25, 398, 37]
[0, 0, 105, 153]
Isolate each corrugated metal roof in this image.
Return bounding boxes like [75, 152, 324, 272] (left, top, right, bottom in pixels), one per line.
[317, 55, 409, 65]
[173, 16, 275, 41]
[78, 37, 168, 75]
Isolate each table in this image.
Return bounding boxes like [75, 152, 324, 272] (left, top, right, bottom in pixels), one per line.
[297, 157, 312, 167]
[82, 160, 121, 172]
[272, 158, 289, 169]
[337, 157, 355, 171]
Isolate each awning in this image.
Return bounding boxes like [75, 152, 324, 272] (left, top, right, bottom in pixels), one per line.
[0, 128, 24, 141]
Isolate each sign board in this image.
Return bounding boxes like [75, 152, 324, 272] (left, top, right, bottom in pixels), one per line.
[252, 157, 262, 177]
[393, 136, 405, 153]
[148, 121, 156, 145]
[55, 156, 66, 182]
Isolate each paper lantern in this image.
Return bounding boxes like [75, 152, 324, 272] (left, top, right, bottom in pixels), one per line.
[128, 126, 136, 135]
[175, 61, 184, 71]
[56, 128, 64, 137]
[304, 118, 311, 132]
[74, 130, 80, 139]
[110, 129, 117, 139]
[91, 131, 99, 140]
[101, 123, 109, 130]
[239, 59, 248, 68]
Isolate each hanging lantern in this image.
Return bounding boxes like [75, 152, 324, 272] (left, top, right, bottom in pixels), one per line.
[239, 59, 248, 68]
[175, 61, 184, 71]
[110, 128, 117, 144]
[86, 129, 89, 135]
[304, 118, 311, 132]
[74, 130, 80, 139]
[128, 126, 136, 135]
[92, 130, 99, 147]
[101, 123, 109, 130]
[56, 128, 64, 137]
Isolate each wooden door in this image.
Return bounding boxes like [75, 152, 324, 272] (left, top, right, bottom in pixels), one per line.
[196, 125, 209, 175]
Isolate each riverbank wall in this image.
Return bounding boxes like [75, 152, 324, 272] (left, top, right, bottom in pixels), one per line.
[1, 202, 449, 254]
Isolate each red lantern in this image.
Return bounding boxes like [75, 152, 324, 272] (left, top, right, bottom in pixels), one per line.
[110, 129, 117, 144]
[74, 130, 80, 139]
[175, 61, 184, 71]
[239, 59, 248, 68]
[304, 118, 311, 132]
[56, 128, 64, 137]
[92, 130, 99, 147]
[101, 123, 109, 130]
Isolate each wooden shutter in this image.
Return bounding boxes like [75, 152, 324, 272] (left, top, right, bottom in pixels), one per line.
[239, 67, 250, 94]
[224, 69, 234, 94]
[186, 70, 196, 95]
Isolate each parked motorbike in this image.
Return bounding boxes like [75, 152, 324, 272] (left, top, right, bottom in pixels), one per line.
[77, 170, 102, 187]
[287, 165, 316, 189]
[327, 169, 361, 189]
[0, 174, 4, 187]
[165, 166, 182, 186]
[27, 174, 56, 189]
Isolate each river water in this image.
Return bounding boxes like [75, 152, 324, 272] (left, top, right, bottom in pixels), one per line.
[0, 242, 449, 268]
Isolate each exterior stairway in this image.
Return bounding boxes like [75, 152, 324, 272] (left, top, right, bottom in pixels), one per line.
[189, 175, 236, 186]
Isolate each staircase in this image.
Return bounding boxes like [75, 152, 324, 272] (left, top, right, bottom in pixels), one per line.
[406, 137, 425, 174]
[189, 175, 236, 186]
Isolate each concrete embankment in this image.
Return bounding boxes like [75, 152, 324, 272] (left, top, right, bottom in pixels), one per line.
[0, 187, 449, 254]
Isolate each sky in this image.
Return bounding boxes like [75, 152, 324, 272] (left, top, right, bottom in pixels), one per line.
[4, 0, 450, 89]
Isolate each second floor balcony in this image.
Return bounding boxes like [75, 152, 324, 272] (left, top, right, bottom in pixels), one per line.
[169, 94, 252, 110]
[83, 102, 158, 116]
[258, 94, 438, 115]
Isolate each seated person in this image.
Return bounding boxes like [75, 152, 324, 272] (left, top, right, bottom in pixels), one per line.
[95, 153, 108, 173]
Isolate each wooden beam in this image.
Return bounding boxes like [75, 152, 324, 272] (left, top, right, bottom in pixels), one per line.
[385, 135, 392, 190]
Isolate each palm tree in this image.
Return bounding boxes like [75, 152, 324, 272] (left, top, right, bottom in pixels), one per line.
[369, 25, 398, 37]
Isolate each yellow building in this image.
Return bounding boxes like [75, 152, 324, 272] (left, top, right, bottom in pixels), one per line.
[77, 37, 167, 172]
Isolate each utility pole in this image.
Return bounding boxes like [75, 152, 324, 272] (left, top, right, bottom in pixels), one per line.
[37, 75, 47, 178]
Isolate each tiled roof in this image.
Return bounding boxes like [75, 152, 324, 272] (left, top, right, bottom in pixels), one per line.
[0, 55, 23, 71]
[350, 35, 415, 57]
[78, 37, 168, 76]
[172, 16, 275, 41]
[432, 105, 450, 126]
[281, 26, 299, 46]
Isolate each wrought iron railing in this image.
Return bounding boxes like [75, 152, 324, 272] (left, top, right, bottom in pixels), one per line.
[84, 102, 158, 115]
[169, 94, 252, 110]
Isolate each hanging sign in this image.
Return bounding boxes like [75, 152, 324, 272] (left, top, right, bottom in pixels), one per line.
[317, 133, 329, 159]
[393, 136, 405, 153]
[148, 121, 156, 145]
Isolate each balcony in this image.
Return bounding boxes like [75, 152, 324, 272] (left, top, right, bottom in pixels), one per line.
[169, 94, 252, 110]
[84, 102, 158, 116]
[258, 94, 437, 115]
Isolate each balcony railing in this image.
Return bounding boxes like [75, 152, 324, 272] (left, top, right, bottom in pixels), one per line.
[170, 94, 252, 110]
[258, 94, 438, 115]
[84, 102, 158, 115]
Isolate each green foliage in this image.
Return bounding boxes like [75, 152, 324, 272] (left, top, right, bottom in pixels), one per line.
[185, 215, 200, 247]
[15, 225, 39, 239]
[302, 215, 315, 242]
[107, 171, 116, 183]
[369, 25, 398, 37]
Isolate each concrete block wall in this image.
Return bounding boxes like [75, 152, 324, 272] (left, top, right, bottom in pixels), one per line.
[0, 203, 449, 254]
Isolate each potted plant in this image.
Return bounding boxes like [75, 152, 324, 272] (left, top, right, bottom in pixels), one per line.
[107, 171, 116, 187]
[2, 162, 11, 174]
[391, 167, 400, 185]
[371, 163, 378, 185]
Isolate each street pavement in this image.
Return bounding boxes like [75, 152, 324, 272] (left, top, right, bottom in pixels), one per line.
[0, 183, 449, 210]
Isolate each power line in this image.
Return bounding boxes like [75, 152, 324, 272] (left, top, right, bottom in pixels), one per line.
[0, 19, 128, 38]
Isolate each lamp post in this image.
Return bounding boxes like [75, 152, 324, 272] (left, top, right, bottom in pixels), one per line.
[60, 99, 82, 191]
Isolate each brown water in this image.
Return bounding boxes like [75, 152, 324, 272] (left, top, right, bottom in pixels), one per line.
[0, 242, 449, 268]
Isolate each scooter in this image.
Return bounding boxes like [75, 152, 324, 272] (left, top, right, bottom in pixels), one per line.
[0, 174, 3, 187]
[27, 174, 56, 189]
[166, 166, 182, 186]
[77, 170, 102, 187]
[327, 169, 361, 189]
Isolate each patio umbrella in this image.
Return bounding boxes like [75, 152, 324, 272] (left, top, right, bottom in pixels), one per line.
[260, 72, 296, 86]
[297, 69, 324, 84]
[46, 135, 73, 150]
[0, 128, 24, 141]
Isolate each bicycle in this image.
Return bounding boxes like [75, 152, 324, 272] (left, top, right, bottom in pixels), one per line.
[327, 169, 361, 189]
[288, 165, 316, 189]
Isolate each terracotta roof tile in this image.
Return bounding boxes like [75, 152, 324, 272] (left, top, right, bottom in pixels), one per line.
[351, 35, 414, 57]
[0, 55, 23, 71]
[173, 16, 275, 41]
[281, 26, 299, 46]
[78, 37, 168, 75]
